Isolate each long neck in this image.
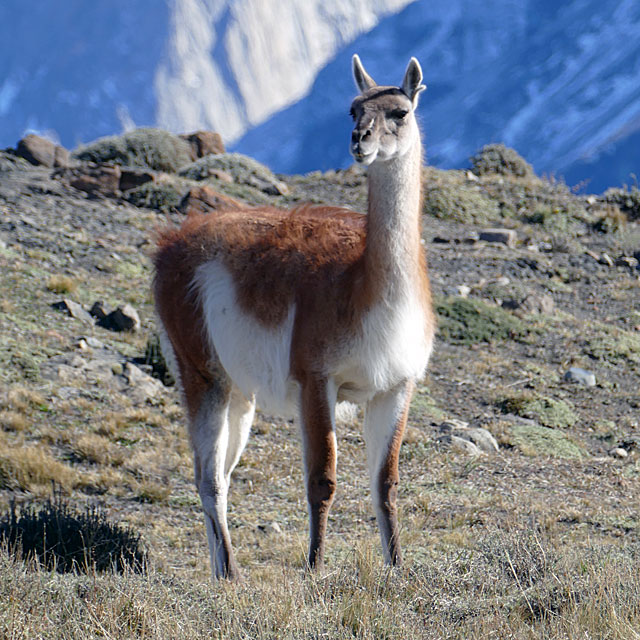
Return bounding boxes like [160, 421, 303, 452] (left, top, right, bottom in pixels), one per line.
[364, 134, 424, 300]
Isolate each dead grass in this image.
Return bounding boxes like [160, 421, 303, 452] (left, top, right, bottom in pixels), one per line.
[46, 274, 78, 295]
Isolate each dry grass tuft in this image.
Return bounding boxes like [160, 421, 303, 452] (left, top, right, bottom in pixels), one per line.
[0, 410, 28, 432]
[0, 440, 77, 492]
[46, 274, 78, 295]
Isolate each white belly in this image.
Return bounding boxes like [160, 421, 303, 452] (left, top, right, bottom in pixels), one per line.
[194, 261, 299, 416]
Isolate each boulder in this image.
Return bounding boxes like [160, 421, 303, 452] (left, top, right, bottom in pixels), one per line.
[63, 163, 122, 197]
[98, 304, 140, 332]
[178, 185, 244, 216]
[15, 134, 69, 167]
[179, 131, 225, 160]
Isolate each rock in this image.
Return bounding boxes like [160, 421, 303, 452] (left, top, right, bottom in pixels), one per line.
[457, 284, 472, 298]
[479, 228, 517, 247]
[439, 434, 481, 455]
[178, 185, 244, 216]
[15, 134, 69, 167]
[464, 427, 500, 453]
[123, 362, 163, 399]
[564, 367, 596, 387]
[609, 447, 628, 459]
[246, 174, 289, 196]
[62, 163, 122, 197]
[439, 419, 469, 432]
[83, 336, 105, 349]
[502, 293, 554, 315]
[465, 170, 479, 182]
[89, 300, 110, 321]
[179, 131, 225, 160]
[118, 167, 155, 192]
[98, 304, 140, 332]
[51, 299, 93, 324]
[599, 252, 614, 267]
[438, 420, 499, 454]
[615, 255, 639, 269]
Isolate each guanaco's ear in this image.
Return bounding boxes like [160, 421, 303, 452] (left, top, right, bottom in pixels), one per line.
[352, 54, 377, 93]
[401, 57, 426, 107]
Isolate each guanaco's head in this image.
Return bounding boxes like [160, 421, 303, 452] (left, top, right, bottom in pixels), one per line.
[349, 55, 425, 166]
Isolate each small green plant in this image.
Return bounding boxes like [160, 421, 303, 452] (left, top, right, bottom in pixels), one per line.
[0, 495, 145, 574]
[436, 297, 531, 344]
[142, 334, 175, 386]
[125, 179, 188, 213]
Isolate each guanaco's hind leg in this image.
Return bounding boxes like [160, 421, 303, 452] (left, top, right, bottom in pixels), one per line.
[299, 377, 337, 570]
[363, 380, 414, 565]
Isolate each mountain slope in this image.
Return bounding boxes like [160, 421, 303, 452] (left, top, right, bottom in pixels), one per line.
[234, 0, 640, 192]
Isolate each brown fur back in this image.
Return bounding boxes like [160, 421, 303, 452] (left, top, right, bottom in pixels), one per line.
[155, 205, 367, 328]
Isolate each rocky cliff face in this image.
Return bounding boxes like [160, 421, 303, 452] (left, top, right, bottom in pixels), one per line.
[0, 0, 410, 148]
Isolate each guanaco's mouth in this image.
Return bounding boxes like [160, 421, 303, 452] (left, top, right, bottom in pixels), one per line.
[352, 150, 377, 165]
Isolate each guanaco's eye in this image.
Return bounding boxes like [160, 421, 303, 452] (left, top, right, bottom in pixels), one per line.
[389, 108, 409, 120]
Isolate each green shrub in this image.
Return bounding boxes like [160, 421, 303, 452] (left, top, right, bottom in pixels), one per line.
[436, 297, 530, 344]
[73, 128, 192, 172]
[142, 334, 175, 386]
[125, 179, 188, 212]
[423, 183, 500, 223]
[0, 496, 145, 574]
[599, 187, 640, 220]
[470, 143, 534, 178]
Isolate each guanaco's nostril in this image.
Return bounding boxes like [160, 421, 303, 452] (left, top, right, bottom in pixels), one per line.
[362, 129, 371, 140]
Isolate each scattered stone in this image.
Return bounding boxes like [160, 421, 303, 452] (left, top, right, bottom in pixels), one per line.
[465, 170, 479, 182]
[564, 367, 596, 387]
[615, 255, 639, 269]
[15, 134, 69, 167]
[599, 252, 614, 267]
[98, 304, 140, 332]
[457, 284, 471, 298]
[0, 236, 6, 250]
[123, 362, 163, 399]
[445, 435, 481, 455]
[439, 419, 469, 431]
[479, 228, 517, 248]
[502, 293, 554, 316]
[609, 447, 628, 459]
[51, 299, 93, 325]
[111, 362, 124, 376]
[83, 336, 105, 349]
[268, 521, 283, 534]
[179, 130, 225, 160]
[438, 420, 499, 454]
[246, 174, 289, 196]
[464, 427, 500, 453]
[178, 185, 244, 216]
[89, 301, 110, 321]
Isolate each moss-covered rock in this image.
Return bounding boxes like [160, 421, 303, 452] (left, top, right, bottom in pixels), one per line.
[436, 297, 531, 345]
[470, 143, 534, 178]
[73, 128, 193, 172]
[505, 423, 585, 459]
[499, 393, 578, 429]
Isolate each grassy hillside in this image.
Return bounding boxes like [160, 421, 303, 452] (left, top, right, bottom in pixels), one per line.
[0, 134, 638, 638]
